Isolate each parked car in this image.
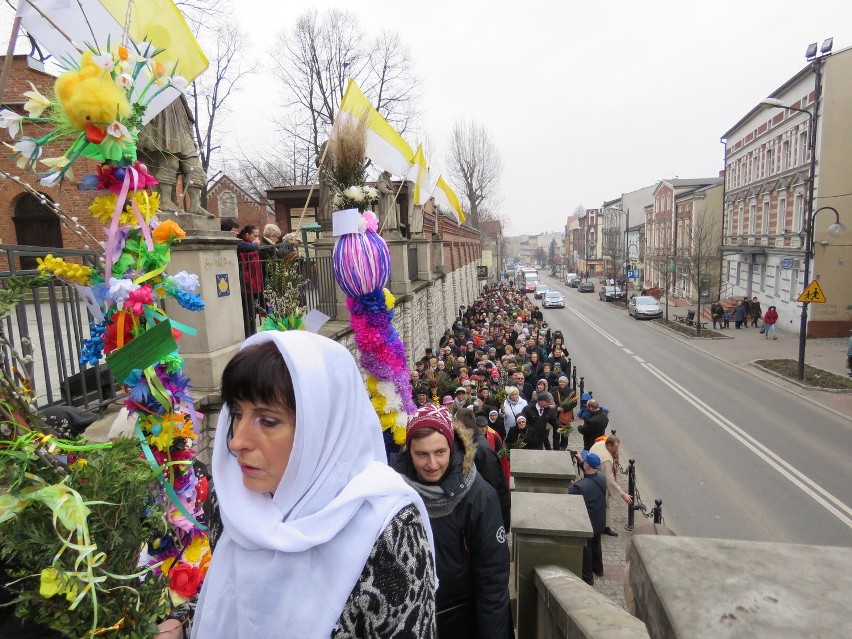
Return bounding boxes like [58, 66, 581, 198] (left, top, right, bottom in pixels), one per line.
[542, 290, 565, 308]
[564, 272, 578, 285]
[628, 295, 663, 319]
[534, 283, 550, 299]
[599, 285, 623, 302]
[569, 277, 582, 288]
[578, 281, 595, 293]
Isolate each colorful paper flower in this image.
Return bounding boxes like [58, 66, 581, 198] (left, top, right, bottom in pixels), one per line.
[22, 82, 51, 118]
[6, 137, 41, 169]
[126, 285, 154, 316]
[0, 108, 22, 138]
[39, 567, 80, 603]
[152, 220, 186, 243]
[168, 563, 202, 598]
[170, 271, 199, 293]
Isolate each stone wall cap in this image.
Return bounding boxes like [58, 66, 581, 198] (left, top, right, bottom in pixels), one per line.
[631, 535, 852, 638]
[511, 449, 577, 479]
[512, 492, 593, 537]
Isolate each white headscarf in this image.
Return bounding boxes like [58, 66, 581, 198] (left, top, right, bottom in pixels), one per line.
[192, 331, 434, 639]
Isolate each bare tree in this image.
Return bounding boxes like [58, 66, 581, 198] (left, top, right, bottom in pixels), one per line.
[187, 23, 256, 207]
[272, 9, 419, 181]
[679, 206, 722, 334]
[448, 120, 503, 228]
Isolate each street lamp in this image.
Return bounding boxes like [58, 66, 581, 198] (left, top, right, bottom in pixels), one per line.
[759, 38, 843, 380]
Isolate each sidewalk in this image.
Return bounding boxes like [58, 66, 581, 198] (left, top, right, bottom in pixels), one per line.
[562, 425, 633, 610]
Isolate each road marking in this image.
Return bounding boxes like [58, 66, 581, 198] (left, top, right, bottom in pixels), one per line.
[562, 293, 852, 529]
[623, 348, 634, 355]
[642, 361, 852, 530]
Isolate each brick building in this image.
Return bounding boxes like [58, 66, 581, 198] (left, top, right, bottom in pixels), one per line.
[206, 174, 273, 231]
[0, 56, 103, 255]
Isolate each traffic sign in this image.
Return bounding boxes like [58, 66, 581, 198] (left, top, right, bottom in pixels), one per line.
[797, 280, 827, 304]
[627, 269, 639, 279]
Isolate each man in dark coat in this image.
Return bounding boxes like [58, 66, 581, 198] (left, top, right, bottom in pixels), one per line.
[569, 451, 608, 585]
[749, 296, 762, 327]
[392, 405, 512, 639]
[456, 408, 511, 531]
[578, 399, 609, 451]
[520, 391, 560, 451]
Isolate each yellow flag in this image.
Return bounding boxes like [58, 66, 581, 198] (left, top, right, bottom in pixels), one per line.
[338, 79, 414, 176]
[433, 176, 466, 223]
[406, 144, 431, 207]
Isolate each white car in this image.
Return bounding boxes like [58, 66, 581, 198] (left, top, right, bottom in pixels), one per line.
[542, 290, 565, 308]
[628, 295, 662, 319]
[534, 283, 549, 299]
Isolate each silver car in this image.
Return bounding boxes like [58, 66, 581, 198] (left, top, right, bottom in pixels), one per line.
[542, 290, 565, 308]
[628, 295, 662, 319]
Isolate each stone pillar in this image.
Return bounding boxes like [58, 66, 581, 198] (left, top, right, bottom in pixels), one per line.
[510, 449, 577, 492]
[160, 215, 244, 397]
[512, 491, 593, 639]
[411, 236, 431, 281]
[385, 237, 411, 296]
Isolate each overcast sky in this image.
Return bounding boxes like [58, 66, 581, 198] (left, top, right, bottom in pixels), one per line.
[3, 1, 852, 235]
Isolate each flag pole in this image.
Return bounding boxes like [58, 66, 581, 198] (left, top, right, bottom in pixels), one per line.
[0, 15, 22, 101]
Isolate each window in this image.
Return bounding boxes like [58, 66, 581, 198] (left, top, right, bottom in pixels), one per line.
[726, 205, 734, 235]
[766, 147, 773, 176]
[759, 263, 766, 292]
[761, 200, 769, 235]
[798, 130, 808, 165]
[789, 268, 799, 301]
[749, 203, 757, 235]
[793, 193, 805, 232]
[752, 153, 758, 181]
[782, 140, 790, 171]
[776, 197, 787, 235]
[737, 204, 744, 235]
[773, 265, 781, 297]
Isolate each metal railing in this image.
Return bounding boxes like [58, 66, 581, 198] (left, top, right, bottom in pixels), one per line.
[0, 244, 118, 409]
[237, 252, 339, 338]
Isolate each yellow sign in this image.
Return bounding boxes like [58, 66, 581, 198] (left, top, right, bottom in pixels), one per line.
[797, 280, 827, 303]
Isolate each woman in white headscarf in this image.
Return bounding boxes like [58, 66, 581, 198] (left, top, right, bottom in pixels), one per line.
[188, 331, 436, 639]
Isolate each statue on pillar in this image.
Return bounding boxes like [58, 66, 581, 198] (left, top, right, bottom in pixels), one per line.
[137, 95, 212, 217]
[376, 171, 399, 233]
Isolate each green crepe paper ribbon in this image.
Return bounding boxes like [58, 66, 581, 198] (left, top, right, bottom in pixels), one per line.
[134, 421, 207, 531]
[81, 135, 137, 164]
[144, 306, 197, 337]
[143, 366, 173, 414]
[261, 315, 304, 332]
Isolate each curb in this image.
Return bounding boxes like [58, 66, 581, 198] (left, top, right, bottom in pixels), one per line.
[749, 361, 852, 395]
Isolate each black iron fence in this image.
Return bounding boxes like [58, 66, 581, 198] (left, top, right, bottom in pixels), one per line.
[0, 244, 119, 409]
[237, 251, 339, 338]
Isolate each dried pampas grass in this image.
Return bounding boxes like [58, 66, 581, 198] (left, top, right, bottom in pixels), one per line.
[328, 115, 368, 191]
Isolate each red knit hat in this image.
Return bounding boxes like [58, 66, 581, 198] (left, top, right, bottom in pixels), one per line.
[406, 404, 454, 448]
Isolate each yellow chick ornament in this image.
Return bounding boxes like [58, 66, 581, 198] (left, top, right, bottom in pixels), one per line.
[54, 52, 131, 144]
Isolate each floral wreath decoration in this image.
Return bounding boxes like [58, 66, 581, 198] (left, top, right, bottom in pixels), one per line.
[1, 31, 211, 638]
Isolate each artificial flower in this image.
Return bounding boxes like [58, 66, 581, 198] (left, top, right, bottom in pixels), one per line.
[22, 82, 51, 117]
[0, 108, 22, 138]
[6, 137, 41, 169]
[183, 536, 210, 565]
[364, 186, 379, 200]
[117, 45, 129, 61]
[116, 73, 134, 89]
[40, 155, 74, 181]
[107, 277, 139, 305]
[39, 567, 79, 603]
[36, 255, 92, 285]
[152, 219, 185, 243]
[344, 185, 364, 202]
[91, 53, 115, 72]
[170, 271, 199, 293]
[126, 285, 154, 316]
[169, 76, 188, 91]
[362, 210, 379, 232]
[169, 563, 202, 598]
[89, 191, 160, 226]
[103, 311, 133, 353]
[106, 120, 132, 144]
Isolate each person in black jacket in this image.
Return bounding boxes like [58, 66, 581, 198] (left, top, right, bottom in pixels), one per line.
[456, 408, 511, 531]
[578, 399, 609, 450]
[392, 406, 513, 639]
[520, 391, 560, 450]
[569, 451, 608, 585]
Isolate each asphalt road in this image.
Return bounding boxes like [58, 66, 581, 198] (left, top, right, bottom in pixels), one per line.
[535, 275, 852, 548]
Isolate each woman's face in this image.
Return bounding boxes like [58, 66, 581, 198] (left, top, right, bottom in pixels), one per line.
[228, 399, 296, 494]
[509, 389, 519, 401]
[517, 418, 527, 429]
